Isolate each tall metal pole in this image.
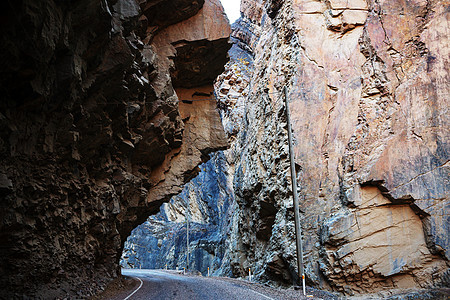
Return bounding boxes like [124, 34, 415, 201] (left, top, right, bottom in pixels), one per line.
[283, 86, 306, 295]
[186, 200, 190, 270]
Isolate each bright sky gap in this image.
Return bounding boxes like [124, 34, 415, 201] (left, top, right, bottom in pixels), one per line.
[220, 0, 241, 23]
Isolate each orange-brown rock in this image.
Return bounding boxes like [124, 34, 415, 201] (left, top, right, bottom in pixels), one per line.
[214, 0, 449, 296]
[147, 86, 228, 207]
[0, 0, 229, 298]
[321, 186, 446, 294]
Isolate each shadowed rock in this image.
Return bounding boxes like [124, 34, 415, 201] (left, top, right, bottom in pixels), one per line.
[0, 0, 230, 298]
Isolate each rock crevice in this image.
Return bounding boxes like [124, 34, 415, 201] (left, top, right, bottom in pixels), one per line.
[111, 0, 447, 297]
[0, 0, 230, 298]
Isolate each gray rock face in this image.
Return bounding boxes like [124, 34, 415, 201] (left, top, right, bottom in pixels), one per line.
[121, 151, 236, 276]
[214, 17, 303, 286]
[120, 39, 254, 278]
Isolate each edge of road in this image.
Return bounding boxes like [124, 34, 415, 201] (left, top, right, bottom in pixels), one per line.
[102, 269, 339, 300]
[89, 275, 140, 300]
[122, 277, 143, 300]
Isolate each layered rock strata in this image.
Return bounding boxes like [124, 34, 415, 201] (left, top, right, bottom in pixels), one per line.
[122, 0, 448, 296]
[120, 40, 252, 278]
[215, 0, 448, 296]
[0, 0, 230, 298]
[121, 151, 236, 276]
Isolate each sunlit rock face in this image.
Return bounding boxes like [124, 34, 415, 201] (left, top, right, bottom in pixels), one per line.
[320, 186, 443, 294]
[212, 0, 448, 296]
[120, 0, 447, 297]
[0, 0, 229, 298]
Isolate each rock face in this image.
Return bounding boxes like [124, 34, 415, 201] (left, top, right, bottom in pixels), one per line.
[212, 0, 448, 296]
[120, 40, 252, 278]
[0, 0, 230, 298]
[122, 1, 448, 295]
[121, 151, 236, 276]
[320, 186, 444, 293]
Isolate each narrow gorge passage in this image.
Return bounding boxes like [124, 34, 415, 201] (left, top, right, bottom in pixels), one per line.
[1, 0, 448, 299]
[114, 269, 279, 300]
[120, 0, 449, 298]
[0, 0, 231, 298]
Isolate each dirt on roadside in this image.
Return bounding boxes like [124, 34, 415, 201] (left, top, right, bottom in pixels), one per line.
[89, 275, 139, 300]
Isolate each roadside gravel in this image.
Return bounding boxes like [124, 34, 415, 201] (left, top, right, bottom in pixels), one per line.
[191, 274, 339, 300]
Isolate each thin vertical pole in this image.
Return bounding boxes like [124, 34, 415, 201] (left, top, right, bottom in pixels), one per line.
[186, 201, 190, 270]
[283, 86, 306, 295]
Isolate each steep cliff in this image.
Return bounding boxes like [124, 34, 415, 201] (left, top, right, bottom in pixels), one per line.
[0, 0, 230, 298]
[121, 151, 237, 276]
[215, 0, 449, 296]
[89, 0, 448, 297]
[120, 1, 448, 296]
[120, 39, 252, 277]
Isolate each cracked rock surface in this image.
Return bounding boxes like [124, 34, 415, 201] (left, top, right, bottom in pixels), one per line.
[124, 0, 449, 297]
[121, 151, 236, 276]
[219, 0, 449, 296]
[0, 0, 229, 298]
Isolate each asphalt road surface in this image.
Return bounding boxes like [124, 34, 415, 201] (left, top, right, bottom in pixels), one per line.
[114, 269, 278, 300]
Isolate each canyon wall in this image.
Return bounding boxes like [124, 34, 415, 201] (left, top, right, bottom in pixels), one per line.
[215, 0, 448, 296]
[0, 0, 230, 298]
[121, 1, 448, 297]
[121, 151, 237, 276]
[119, 40, 253, 278]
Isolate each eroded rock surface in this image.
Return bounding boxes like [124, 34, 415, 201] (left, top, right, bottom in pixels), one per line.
[120, 40, 252, 278]
[121, 151, 236, 276]
[119, 0, 447, 297]
[0, 0, 230, 298]
[321, 186, 445, 294]
[214, 0, 448, 296]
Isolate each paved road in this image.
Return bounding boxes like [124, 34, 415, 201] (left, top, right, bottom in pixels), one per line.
[116, 269, 276, 300]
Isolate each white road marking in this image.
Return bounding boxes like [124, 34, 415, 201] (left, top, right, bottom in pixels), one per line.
[122, 269, 276, 300]
[248, 288, 276, 300]
[122, 277, 143, 300]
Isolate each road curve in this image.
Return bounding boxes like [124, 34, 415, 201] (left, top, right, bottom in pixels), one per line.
[115, 269, 277, 300]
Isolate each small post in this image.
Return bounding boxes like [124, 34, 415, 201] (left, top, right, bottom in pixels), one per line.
[165, 264, 167, 270]
[183, 267, 185, 275]
[207, 267, 210, 277]
[284, 86, 306, 295]
[186, 199, 190, 270]
[248, 268, 252, 282]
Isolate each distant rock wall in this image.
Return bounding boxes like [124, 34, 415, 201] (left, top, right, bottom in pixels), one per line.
[120, 40, 253, 278]
[0, 0, 229, 298]
[121, 151, 237, 276]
